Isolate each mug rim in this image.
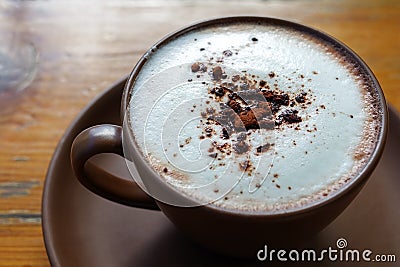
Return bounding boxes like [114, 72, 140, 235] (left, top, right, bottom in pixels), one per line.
[122, 16, 388, 217]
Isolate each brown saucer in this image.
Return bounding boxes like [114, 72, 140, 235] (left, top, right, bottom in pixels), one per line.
[42, 78, 400, 267]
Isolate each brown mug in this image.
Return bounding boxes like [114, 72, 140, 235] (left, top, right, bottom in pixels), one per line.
[70, 17, 387, 258]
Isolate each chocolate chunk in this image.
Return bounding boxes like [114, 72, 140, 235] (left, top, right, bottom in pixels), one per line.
[211, 86, 226, 97]
[261, 90, 274, 101]
[261, 91, 288, 105]
[231, 103, 274, 131]
[191, 62, 207, 73]
[191, 63, 200, 72]
[227, 99, 242, 113]
[276, 109, 302, 124]
[212, 66, 223, 80]
[236, 110, 258, 130]
[261, 91, 290, 111]
[273, 93, 289, 106]
[203, 69, 314, 134]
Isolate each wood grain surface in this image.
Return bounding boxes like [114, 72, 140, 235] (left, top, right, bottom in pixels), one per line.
[0, 0, 398, 266]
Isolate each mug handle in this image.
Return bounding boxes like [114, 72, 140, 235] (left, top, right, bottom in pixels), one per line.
[70, 124, 159, 210]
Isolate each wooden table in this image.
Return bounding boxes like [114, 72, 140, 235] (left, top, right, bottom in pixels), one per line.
[0, 0, 398, 266]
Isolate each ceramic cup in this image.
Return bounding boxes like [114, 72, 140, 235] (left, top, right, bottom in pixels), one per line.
[71, 17, 387, 258]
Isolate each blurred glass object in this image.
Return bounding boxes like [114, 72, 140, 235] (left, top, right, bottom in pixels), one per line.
[0, 0, 38, 92]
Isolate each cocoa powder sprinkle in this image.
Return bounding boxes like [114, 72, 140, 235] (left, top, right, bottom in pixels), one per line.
[189, 61, 316, 174]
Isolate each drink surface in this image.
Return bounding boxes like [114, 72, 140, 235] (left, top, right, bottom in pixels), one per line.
[128, 20, 382, 212]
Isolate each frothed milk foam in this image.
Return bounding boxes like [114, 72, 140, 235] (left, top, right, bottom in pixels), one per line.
[128, 21, 382, 212]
